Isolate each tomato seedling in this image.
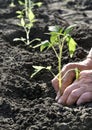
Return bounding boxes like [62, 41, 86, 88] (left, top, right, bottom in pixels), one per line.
[14, 0, 42, 46]
[32, 24, 79, 92]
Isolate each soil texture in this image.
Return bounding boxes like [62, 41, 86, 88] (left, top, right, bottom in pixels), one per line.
[0, 0, 92, 130]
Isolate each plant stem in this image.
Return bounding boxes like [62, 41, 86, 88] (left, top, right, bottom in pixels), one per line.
[52, 46, 59, 59]
[61, 68, 79, 81]
[58, 36, 65, 93]
[25, 28, 30, 45]
[58, 45, 62, 92]
[27, 29, 30, 45]
[25, 0, 28, 17]
[49, 69, 56, 77]
[29, 0, 32, 10]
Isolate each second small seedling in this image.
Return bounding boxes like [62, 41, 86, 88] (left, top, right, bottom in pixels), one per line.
[14, 0, 42, 46]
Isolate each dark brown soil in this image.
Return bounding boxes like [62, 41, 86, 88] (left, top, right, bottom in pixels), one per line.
[0, 0, 92, 130]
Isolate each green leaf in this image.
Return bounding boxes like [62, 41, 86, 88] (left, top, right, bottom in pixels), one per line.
[30, 66, 43, 78]
[20, 37, 26, 41]
[48, 26, 60, 32]
[13, 37, 26, 42]
[18, 0, 25, 5]
[33, 40, 50, 51]
[46, 66, 51, 70]
[17, 15, 23, 18]
[28, 10, 35, 22]
[36, 2, 42, 7]
[31, 65, 51, 78]
[13, 38, 21, 41]
[67, 37, 77, 57]
[16, 11, 22, 14]
[64, 24, 76, 35]
[16, 10, 23, 18]
[20, 18, 25, 27]
[25, 23, 33, 28]
[40, 40, 50, 51]
[9, 2, 16, 7]
[50, 34, 58, 44]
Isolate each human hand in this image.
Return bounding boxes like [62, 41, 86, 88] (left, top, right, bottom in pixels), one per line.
[55, 70, 92, 105]
[52, 58, 92, 93]
[51, 58, 92, 105]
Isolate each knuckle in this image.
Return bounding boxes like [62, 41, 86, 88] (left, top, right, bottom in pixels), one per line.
[65, 63, 73, 69]
[80, 71, 86, 75]
[63, 63, 71, 70]
[64, 87, 71, 95]
[70, 90, 78, 98]
[63, 63, 77, 72]
[80, 70, 89, 76]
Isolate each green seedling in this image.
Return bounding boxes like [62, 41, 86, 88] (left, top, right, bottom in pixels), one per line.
[32, 24, 78, 92]
[14, 0, 42, 46]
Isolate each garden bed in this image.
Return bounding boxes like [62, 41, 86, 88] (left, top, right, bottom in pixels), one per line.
[0, 0, 92, 130]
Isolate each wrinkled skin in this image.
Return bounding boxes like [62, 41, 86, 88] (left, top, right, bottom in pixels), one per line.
[52, 58, 92, 105]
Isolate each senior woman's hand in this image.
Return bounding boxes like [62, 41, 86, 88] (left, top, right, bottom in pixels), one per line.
[56, 70, 92, 105]
[52, 58, 92, 105]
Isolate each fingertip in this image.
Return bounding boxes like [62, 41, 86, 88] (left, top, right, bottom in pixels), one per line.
[76, 92, 92, 105]
[76, 100, 84, 106]
[55, 91, 61, 101]
[55, 96, 58, 101]
[58, 98, 62, 104]
[51, 77, 59, 92]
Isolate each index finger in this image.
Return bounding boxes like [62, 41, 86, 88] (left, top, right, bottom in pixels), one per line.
[52, 62, 82, 93]
[61, 69, 75, 93]
[52, 64, 76, 93]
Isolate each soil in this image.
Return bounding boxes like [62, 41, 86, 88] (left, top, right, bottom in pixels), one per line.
[0, 0, 92, 130]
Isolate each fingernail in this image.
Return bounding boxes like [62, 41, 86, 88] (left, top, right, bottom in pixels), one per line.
[58, 98, 63, 104]
[55, 91, 60, 101]
[55, 95, 59, 101]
